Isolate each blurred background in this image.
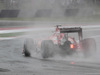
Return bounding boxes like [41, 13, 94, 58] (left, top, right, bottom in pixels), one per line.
[0, 0, 100, 19]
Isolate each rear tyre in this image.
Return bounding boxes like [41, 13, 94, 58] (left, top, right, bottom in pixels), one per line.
[24, 43, 30, 57]
[23, 38, 35, 57]
[41, 40, 54, 58]
[81, 38, 96, 57]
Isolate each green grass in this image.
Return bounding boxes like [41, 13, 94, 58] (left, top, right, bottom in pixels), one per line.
[0, 16, 100, 23]
[0, 32, 26, 37]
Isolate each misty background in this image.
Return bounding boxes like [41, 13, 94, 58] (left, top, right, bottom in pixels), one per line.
[0, 0, 100, 18]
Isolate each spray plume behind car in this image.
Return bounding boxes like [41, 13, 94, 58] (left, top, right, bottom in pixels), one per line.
[23, 25, 96, 59]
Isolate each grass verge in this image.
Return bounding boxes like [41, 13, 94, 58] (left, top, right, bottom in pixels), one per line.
[0, 32, 26, 37]
[0, 16, 100, 23]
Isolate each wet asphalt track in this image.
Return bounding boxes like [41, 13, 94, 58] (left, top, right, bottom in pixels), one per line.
[0, 26, 100, 75]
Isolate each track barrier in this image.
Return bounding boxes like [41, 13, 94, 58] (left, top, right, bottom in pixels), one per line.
[0, 10, 20, 18]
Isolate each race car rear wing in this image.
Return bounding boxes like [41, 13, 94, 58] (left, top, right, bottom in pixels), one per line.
[60, 27, 83, 40]
[59, 27, 82, 33]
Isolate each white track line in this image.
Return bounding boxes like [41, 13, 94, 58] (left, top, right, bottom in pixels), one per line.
[0, 25, 100, 40]
[0, 25, 100, 34]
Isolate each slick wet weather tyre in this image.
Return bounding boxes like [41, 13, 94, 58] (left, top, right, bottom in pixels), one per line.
[23, 38, 35, 57]
[81, 38, 96, 57]
[41, 40, 54, 58]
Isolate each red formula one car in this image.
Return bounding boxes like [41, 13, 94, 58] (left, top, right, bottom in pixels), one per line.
[23, 25, 96, 58]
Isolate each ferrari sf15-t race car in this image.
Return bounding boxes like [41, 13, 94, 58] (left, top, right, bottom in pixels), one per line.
[23, 25, 96, 58]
